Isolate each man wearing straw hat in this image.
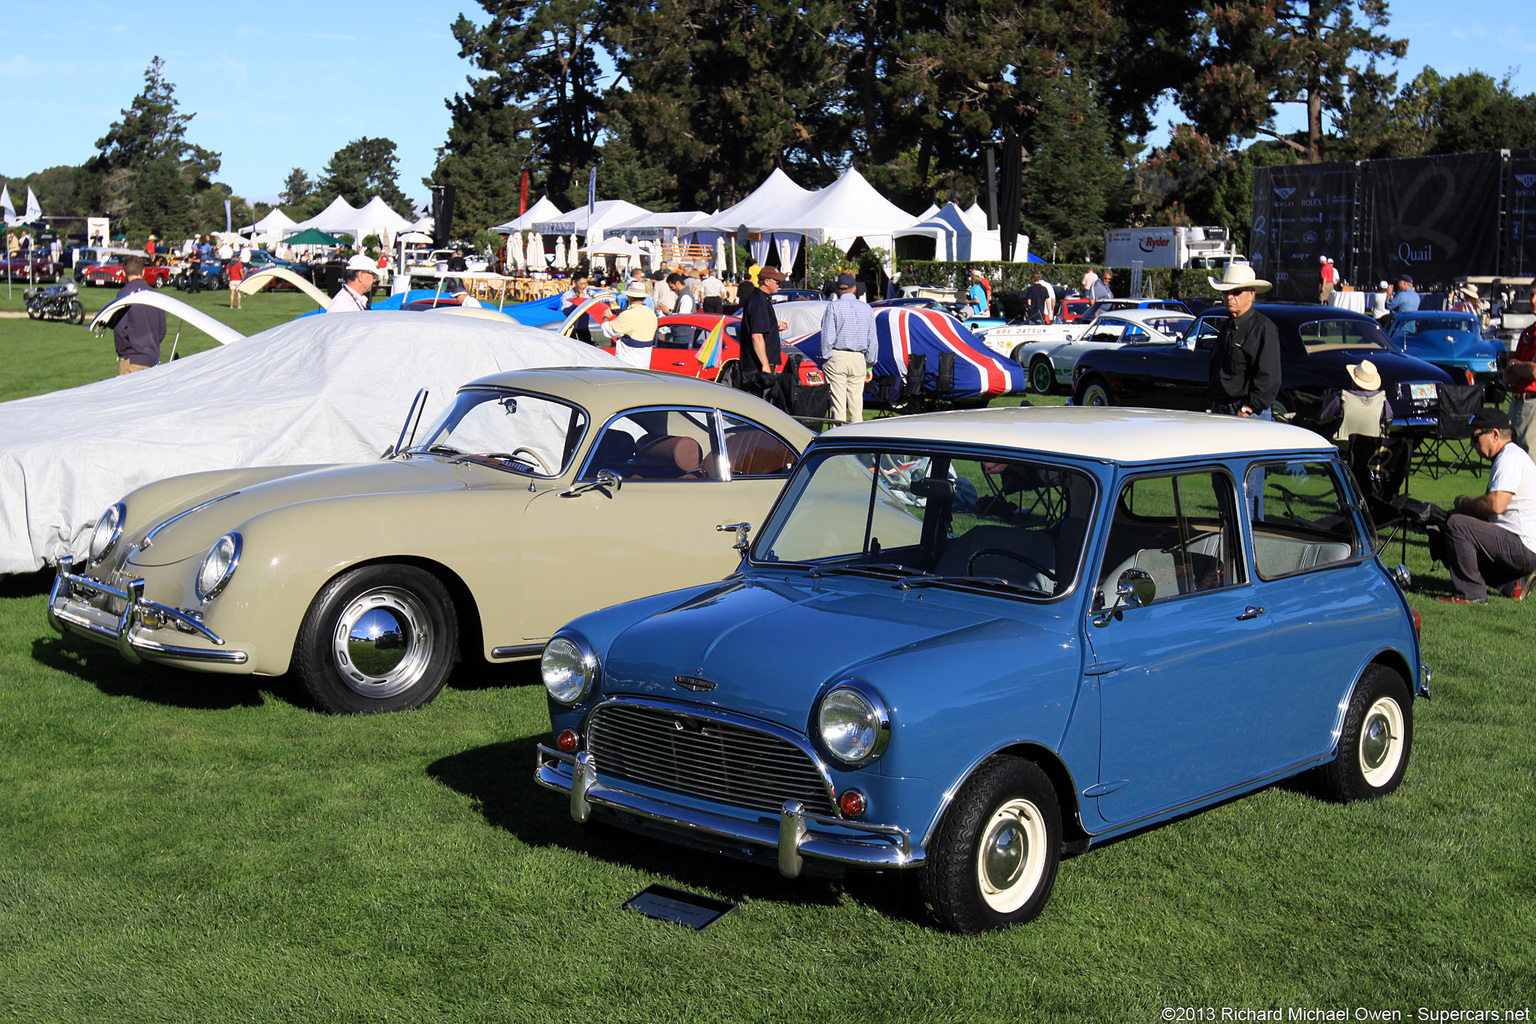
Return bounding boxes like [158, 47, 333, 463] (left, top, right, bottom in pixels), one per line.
[602, 278, 660, 368]
[1207, 264, 1281, 418]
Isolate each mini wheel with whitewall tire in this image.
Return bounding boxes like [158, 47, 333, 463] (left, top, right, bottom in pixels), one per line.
[1077, 380, 1112, 407]
[1029, 357, 1057, 395]
[1313, 665, 1412, 802]
[292, 564, 458, 714]
[919, 756, 1062, 933]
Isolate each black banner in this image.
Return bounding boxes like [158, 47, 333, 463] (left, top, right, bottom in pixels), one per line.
[1362, 152, 1501, 287]
[1505, 149, 1536, 277]
[1250, 162, 1357, 302]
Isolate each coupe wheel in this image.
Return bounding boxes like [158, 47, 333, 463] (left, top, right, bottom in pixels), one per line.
[919, 756, 1061, 933]
[1029, 357, 1057, 395]
[1313, 665, 1412, 802]
[715, 361, 739, 389]
[1077, 380, 1112, 407]
[292, 564, 458, 714]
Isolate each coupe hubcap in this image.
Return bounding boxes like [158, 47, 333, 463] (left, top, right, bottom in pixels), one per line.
[331, 587, 433, 698]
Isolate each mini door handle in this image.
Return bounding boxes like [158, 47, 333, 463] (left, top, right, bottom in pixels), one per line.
[1236, 606, 1266, 620]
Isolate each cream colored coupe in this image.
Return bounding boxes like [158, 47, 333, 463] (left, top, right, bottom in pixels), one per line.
[48, 367, 812, 713]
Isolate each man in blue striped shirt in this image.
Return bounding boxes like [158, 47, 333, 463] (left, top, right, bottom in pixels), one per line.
[819, 273, 879, 426]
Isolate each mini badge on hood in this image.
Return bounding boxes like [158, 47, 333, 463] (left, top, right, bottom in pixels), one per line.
[674, 675, 717, 692]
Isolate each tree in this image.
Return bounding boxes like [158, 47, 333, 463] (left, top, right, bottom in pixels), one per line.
[1019, 73, 1122, 262]
[428, 76, 539, 233]
[562, 112, 676, 210]
[77, 56, 224, 236]
[317, 137, 411, 217]
[281, 168, 313, 208]
[1181, 0, 1407, 162]
[450, 1, 606, 204]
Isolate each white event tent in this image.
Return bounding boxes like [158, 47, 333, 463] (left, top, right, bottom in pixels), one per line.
[894, 200, 1029, 263]
[244, 208, 298, 247]
[290, 196, 414, 247]
[491, 195, 563, 234]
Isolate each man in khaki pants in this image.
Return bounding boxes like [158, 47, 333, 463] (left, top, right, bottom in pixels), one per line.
[818, 273, 878, 426]
[114, 256, 167, 374]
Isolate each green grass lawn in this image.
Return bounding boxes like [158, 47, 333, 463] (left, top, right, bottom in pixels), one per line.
[0, 313, 1531, 1022]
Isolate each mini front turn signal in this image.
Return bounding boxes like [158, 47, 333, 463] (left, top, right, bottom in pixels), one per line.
[1411, 609, 1422, 635]
[838, 789, 868, 818]
[556, 729, 578, 753]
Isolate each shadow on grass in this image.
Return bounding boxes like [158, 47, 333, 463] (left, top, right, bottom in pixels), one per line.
[31, 633, 302, 711]
[428, 736, 927, 925]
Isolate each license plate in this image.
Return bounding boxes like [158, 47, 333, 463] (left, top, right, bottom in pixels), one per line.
[1410, 383, 1438, 401]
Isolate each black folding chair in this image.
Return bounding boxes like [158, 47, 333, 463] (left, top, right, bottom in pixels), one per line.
[1347, 434, 1415, 564]
[1416, 383, 1483, 479]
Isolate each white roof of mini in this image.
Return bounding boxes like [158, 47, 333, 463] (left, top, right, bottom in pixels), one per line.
[823, 406, 1336, 463]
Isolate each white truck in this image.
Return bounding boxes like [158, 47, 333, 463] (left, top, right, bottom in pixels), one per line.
[1104, 226, 1245, 270]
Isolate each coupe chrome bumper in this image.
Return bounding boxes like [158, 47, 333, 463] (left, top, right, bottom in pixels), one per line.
[47, 568, 248, 666]
[535, 745, 921, 877]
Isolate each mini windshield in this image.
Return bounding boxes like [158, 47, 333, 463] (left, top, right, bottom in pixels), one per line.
[406, 387, 589, 477]
[754, 448, 1096, 599]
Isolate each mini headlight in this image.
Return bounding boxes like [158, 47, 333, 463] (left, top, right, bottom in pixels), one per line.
[88, 503, 127, 564]
[194, 532, 241, 602]
[816, 683, 891, 766]
[542, 632, 599, 704]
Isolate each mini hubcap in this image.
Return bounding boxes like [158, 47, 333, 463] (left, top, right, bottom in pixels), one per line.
[1358, 696, 1405, 787]
[975, 798, 1047, 914]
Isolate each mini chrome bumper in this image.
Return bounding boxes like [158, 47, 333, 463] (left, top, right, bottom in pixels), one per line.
[47, 568, 248, 666]
[535, 745, 921, 877]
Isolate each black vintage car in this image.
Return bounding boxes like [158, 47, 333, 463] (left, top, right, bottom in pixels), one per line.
[1071, 303, 1454, 430]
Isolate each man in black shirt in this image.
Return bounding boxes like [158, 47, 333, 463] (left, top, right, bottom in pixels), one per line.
[1207, 264, 1281, 418]
[1023, 270, 1051, 324]
[738, 266, 788, 385]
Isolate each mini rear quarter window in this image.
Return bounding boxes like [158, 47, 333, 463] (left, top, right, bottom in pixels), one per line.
[1244, 461, 1361, 579]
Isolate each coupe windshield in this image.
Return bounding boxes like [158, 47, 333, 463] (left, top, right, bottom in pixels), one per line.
[755, 449, 1095, 598]
[1399, 316, 1476, 335]
[407, 388, 589, 476]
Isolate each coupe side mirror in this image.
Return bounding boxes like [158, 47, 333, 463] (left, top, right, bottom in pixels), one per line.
[559, 469, 623, 498]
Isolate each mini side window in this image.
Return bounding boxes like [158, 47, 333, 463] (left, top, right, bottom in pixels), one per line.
[1097, 470, 1243, 607]
[1244, 461, 1361, 579]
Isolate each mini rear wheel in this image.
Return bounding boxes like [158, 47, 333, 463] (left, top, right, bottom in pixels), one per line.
[1313, 665, 1412, 802]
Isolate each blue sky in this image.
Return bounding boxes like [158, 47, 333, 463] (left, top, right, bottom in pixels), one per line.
[4, 0, 1534, 214]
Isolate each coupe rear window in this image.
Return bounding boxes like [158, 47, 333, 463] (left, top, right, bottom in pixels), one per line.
[1298, 319, 1389, 353]
[1397, 316, 1476, 335]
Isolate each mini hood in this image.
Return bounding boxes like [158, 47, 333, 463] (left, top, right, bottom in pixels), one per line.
[126, 459, 467, 566]
[598, 574, 1037, 731]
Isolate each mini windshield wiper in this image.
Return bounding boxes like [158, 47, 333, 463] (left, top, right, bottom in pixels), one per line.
[810, 562, 931, 580]
[896, 575, 1049, 596]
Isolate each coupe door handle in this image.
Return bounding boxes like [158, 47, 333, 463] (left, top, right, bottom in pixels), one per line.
[1236, 606, 1266, 620]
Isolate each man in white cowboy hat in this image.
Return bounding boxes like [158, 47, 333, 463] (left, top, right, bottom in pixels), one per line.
[601, 278, 660, 368]
[1207, 263, 1281, 418]
[326, 254, 379, 313]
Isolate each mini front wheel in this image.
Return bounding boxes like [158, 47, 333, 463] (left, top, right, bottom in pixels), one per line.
[920, 756, 1061, 932]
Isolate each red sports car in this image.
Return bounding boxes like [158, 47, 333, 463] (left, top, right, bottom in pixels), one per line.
[81, 260, 175, 288]
[594, 312, 826, 390]
[0, 253, 65, 283]
[1057, 296, 1093, 323]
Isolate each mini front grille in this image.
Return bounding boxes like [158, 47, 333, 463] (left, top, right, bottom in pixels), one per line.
[586, 701, 837, 817]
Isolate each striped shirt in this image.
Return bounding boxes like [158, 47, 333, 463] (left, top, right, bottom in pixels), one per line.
[819, 294, 878, 363]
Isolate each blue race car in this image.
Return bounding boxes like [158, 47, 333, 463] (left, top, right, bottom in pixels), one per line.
[1385, 310, 1504, 395]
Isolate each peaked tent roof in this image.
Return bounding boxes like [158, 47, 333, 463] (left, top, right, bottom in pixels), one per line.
[690, 168, 816, 236]
[294, 195, 360, 233]
[528, 199, 652, 240]
[492, 195, 564, 234]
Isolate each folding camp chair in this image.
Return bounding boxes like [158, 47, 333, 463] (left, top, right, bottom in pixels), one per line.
[1416, 383, 1483, 479]
[1348, 434, 1415, 564]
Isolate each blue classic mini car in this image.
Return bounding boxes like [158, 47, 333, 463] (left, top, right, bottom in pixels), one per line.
[535, 407, 1428, 932]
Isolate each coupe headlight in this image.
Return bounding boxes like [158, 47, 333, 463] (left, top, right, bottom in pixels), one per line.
[542, 632, 599, 704]
[88, 503, 127, 564]
[194, 532, 241, 602]
[816, 683, 891, 766]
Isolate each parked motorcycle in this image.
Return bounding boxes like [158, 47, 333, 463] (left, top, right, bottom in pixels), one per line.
[24, 279, 85, 325]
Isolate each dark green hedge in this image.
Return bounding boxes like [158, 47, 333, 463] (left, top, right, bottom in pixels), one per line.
[898, 260, 1224, 300]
